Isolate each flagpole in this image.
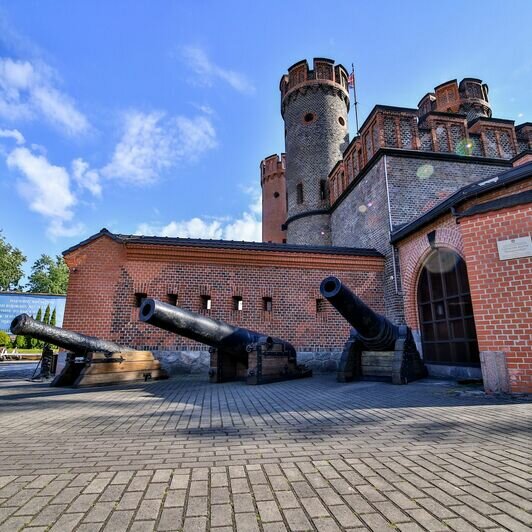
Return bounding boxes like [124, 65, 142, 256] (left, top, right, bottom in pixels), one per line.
[351, 63, 360, 135]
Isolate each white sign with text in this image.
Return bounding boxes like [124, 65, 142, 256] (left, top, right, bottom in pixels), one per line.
[497, 236, 532, 260]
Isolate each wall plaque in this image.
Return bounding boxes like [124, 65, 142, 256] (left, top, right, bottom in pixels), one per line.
[496, 236, 532, 260]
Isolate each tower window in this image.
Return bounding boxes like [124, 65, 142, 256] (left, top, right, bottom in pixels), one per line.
[296, 183, 304, 204]
[320, 180, 327, 200]
[232, 296, 243, 311]
[167, 294, 178, 306]
[134, 293, 147, 308]
[201, 295, 211, 310]
[303, 112, 316, 123]
[273, 191, 280, 198]
[338, 116, 345, 126]
[262, 297, 272, 312]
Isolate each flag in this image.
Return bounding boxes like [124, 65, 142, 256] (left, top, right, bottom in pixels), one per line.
[348, 71, 355, 88]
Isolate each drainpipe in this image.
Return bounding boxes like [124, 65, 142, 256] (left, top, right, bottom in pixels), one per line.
[384, 155, 401, 295]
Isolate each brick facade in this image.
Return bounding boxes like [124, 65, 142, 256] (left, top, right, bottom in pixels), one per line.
[459, 203, 531, 394]
[394, 178, 532, 393]
[63, 232, 384, 353]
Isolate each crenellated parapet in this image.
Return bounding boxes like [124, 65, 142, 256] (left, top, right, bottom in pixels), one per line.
[260, 153, 286, 186]
[279, 58, 350, 117]
[327, 77, 529, 205]
[419, 78, 491, 121]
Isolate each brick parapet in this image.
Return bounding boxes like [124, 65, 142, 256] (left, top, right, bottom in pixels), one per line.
[280, 58, 350, 117]
[326, 78, 526, 205]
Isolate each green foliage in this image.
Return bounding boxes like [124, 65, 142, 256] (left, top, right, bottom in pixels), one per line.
[24, 335, 33, 349]
[0, 331, 10, 346]
[0, 230, 26, 291]
[35, 308, 43, 322]
[43, 304, 51, 325]
[26, 254, 69, 294]
[15, 336, 26, 349]
[50, 308, 57, 327]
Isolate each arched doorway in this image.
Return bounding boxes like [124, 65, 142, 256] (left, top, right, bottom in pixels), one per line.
[417, 248, 479, 366]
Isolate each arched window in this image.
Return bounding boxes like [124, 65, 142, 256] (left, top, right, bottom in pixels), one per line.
[417, 248, 479, 366]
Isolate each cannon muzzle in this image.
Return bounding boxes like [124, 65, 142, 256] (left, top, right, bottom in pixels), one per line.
[10, 313, 129, 356]
[320, 276, 398, 350]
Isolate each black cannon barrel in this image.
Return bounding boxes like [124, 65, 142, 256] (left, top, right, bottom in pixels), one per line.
[10, 314, 129, 355]
[320, 276, 398, 349]
[139, 298, 279, 355]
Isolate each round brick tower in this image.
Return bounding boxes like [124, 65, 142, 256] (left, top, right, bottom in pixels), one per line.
[260, 153, 287, 243]
[280, 58, 350, 245]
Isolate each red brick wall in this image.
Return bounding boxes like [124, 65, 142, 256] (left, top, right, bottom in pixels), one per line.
[460, 204, 532, 393]
[64, 236, 384, 352]
[396, 179, 531, 393]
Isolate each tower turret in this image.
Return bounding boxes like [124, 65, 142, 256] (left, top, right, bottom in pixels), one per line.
[280, 58, 350, 245]
[260, 153, 287, 243]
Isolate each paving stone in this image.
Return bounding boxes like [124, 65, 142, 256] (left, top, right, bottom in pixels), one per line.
[210, 504, 232, 527]
[185, 496, 207, 517]
[103, 510, 134, 532]
[157, 507, 183, 531]
[116, 490, 143, 511]
[257, 500, 283, 523]
[282, 508, 313, 531]
[329, 505, 364, 528]
[234, 512, 260, 532]
[136, 499, 162, 521]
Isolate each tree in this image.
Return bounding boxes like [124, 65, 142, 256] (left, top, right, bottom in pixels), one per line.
[43, 304, 51, 325]
[0, 331, 10, 346]
[32, 309, 43, 348]
[27, 255, 69, 294]
[0, 230, 26, 291]
[50, 308, 57, 327]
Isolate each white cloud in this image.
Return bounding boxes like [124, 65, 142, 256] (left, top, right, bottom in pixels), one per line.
[182, 46, 255, 94]
[135, 189, 262, 242]
[6, 146, 84, 239]
[102, 111, 217, 185]
[72, 158, 102, 197]
[137, 218, 223, 240]
[0, 128, 24, 144]
[175, 115, 217, 160]
[46, 219, 85, 239]
[0, 57, 89, 135]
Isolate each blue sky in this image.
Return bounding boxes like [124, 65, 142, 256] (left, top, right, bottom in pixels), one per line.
[0, 0, 530, 277]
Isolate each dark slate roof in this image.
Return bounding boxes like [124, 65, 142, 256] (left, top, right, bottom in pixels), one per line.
[63, 228, 383, 257]
[390, 161, 532, 244]
[456, 190, 532, 219]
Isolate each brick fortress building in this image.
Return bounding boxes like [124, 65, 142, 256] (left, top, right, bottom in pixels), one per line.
[63, 58, 531, 393]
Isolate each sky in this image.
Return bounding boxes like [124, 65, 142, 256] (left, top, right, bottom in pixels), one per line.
[0, 0, 530, 279]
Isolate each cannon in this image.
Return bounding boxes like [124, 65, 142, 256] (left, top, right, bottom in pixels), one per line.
[320, 276, 426, 384]
[139, 298, 311, 384]
[10, 314, 168, 387]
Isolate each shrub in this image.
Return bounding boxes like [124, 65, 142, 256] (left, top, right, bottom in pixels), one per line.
[0, 331, 10, 346]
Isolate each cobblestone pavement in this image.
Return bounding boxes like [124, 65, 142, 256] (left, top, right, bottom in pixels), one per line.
[0, 375, 530, 532]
